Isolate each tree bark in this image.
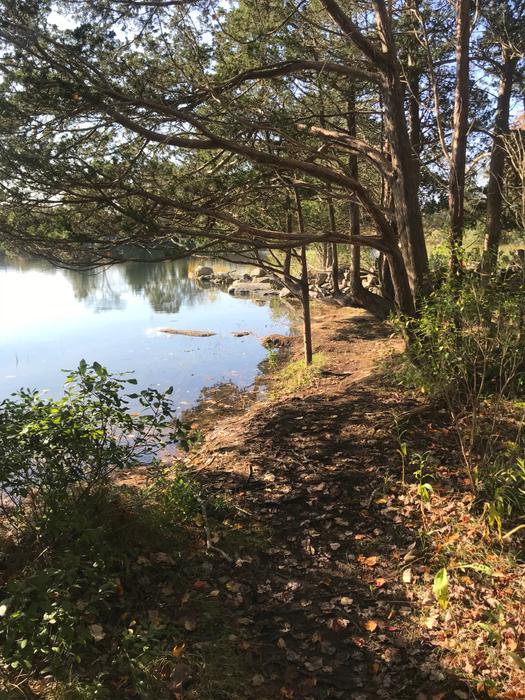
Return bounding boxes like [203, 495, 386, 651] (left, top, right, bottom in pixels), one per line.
[326, 199, 340, 294]
[407, 0, 422, 187]
[347, 90, 363, 298]
[448, 0, 471, 277]
[320, 0, 429, 301]
[295, 189, 313, 364]
[481, 51, 517, 275]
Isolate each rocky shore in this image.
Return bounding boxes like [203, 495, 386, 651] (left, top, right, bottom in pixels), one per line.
[192, 264, 382, 301]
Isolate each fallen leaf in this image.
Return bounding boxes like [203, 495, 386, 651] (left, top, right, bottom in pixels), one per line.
[509, 651, 525, 671]
[402, 568, 412, 583]
[363, 619, 378, 632]
[329, 617, 350, 632]
[172, 643, 186, 657]
[358, 555, 379, 567]
[375, 577, 386, 588]
[226, 581, 241, 593]
[89, 624, 106, 641]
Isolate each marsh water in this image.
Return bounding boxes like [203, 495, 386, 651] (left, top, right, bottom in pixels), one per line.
[0, 256, 291, 412]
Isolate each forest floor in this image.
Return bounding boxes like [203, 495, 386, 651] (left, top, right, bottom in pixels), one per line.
[178, 303, 525, 700]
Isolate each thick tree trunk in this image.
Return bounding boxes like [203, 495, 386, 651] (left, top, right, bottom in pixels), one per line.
[381, 70, 428, 298]
[481, 51, 517, 275]
[448, 0, 470, 277]
[320, 0, 428, 303]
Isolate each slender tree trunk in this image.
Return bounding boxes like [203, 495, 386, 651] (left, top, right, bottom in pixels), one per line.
[295, 189, 313, 364]
[481, 51, 517, 275]
[347, 90, 363, 297]
[379, 253, 395, 301]
[323, 242, 333, 270]
[350, 244, 361, 296]
[300, 245, 313, 365]
[331, 243, 340, 295]
[448, 0, 470, 277]
[407, 0, 422, 187]
[326, 195, 340, 294]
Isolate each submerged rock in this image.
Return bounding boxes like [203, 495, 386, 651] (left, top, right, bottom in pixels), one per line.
[227, 282, 279, 297]
[158, 328, 217, 337]
[261, 334, 292, 349]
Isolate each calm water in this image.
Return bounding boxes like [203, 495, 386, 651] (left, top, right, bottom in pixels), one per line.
[0, 257, 290, 412]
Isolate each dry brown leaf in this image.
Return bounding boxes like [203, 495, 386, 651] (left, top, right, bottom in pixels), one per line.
[89, 624, 106, 642]
[358, 555, 379, 567]
[363, 619, 378, 632]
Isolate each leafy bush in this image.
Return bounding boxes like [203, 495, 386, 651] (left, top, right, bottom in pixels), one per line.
[402, 277, 525, 403]
[398, 277, 525, 529]
[0, 361, 189, 524]
[0, 482, 205, 697]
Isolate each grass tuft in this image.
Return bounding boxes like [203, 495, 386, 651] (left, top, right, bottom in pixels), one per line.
[270, 353, 326, 398]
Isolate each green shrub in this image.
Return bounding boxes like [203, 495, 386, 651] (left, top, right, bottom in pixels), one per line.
[0, 361, 189, 525]
[0, 486, 194, 696]
[401, 277, 525, 403]
[398, 277, 525, 526]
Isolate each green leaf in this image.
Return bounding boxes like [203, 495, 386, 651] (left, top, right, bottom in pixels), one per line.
[433, 567, 449, 609]
[509, 652, 525, 671]
[456, 562, 492, 576]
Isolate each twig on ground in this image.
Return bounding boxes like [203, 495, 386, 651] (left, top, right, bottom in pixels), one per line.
[198, 498, 234, 563]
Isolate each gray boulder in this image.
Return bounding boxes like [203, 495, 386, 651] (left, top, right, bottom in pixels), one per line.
[194, 265, 213, 278]
[250, 267, 266, 278]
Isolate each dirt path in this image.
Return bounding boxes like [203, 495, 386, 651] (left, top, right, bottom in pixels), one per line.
[184, 306, 484, 699]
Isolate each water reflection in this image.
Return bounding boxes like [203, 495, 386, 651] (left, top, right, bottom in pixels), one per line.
[0, 257, 291, 410]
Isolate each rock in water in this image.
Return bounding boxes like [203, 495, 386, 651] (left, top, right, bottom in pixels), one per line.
[194, 265, 213, 277]
[250, 267, 266, 277]
[158, 328, 216, 337]
[261, 334, 292, 349]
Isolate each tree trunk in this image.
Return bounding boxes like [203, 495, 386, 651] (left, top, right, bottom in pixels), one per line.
[381, 69, 428, 298]
[295, 189, 313, 364]
[373, 0, 428, 298]
[481, 51, 517, 275]
[326, 195, 339, 294]
[347, 89, 363, 298]
[331, 243, 340, 295]
[300, 245, 313, 365]
[379, 253, 395, 301]
[448, 0, 470, 277]
[407, 0, 422, 187]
